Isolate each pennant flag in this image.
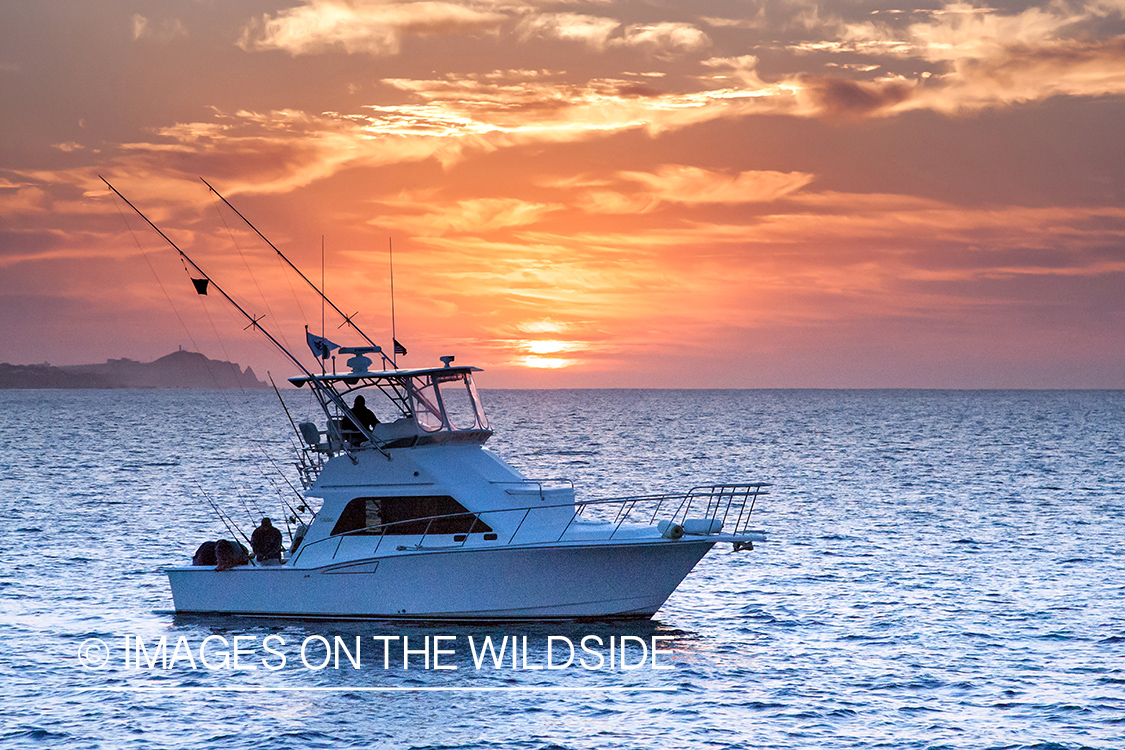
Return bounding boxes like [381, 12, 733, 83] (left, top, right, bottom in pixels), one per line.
[306, 328, 340, 360]
[191, 278, 209, 295]
[393, 339, 407, 356]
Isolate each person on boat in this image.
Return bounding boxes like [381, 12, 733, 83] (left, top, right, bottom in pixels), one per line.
[251, 517, 284, 565]
[192, 540, 217, 566]
[214, 539, 249, 571]
[342, 395, 379, 446]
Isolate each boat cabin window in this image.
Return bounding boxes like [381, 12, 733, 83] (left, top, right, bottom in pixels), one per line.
[436, 371, 488, 431]
[330, 496, 493, 536]
[409, 379, 444, 432]
[408, 371, 489, 433]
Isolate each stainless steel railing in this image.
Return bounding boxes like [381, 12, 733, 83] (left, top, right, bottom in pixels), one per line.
[289, 483, 769, 565]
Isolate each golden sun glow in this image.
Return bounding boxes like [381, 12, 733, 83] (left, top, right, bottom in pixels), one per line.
[520, 356, 579, 369]
[521, 339, 580, 355]
[517, 320, 571, 335]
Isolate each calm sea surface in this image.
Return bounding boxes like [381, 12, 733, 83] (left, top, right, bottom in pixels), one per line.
[1, 389, 1123, 749]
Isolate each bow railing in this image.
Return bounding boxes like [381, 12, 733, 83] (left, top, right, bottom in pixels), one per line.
[289, 483, 769, 566]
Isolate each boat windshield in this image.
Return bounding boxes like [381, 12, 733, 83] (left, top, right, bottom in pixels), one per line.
[409, 371, 489, 432]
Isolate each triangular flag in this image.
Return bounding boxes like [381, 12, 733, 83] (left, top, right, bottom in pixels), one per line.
[306, 328, 340, 360]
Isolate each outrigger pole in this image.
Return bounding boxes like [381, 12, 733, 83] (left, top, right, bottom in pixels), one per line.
[100, 176, 388, 458]
[199, 177, 396, 371]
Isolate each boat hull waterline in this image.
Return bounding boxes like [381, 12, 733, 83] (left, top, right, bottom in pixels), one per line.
[167, 539, 719, 620]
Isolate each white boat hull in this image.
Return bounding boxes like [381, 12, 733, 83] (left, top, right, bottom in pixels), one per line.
[167, 540, 715, 620]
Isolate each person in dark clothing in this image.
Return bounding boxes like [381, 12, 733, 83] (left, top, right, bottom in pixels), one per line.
[342, 394, 379, 446]
[192, 540, 217, 566]
[251, 517, 284, 564]
[215, 539, 249, 571]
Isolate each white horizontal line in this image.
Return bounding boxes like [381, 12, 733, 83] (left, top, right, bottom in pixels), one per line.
[78, 685, 675, 693]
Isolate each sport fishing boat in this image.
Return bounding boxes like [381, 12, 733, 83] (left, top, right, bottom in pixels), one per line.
[103, 177, 768, 621]
[168, 357, 768, 619]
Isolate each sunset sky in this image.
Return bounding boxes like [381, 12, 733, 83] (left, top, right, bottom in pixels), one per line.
[1, 0, 1123, 387]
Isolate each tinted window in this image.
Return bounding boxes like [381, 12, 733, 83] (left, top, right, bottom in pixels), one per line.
[330, 496, 493, 536]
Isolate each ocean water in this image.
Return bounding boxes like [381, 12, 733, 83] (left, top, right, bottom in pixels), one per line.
[1, 388, 1123, 749]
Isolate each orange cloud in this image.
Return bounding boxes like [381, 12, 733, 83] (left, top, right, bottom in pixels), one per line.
[373, 196, 564, 235]
[72, 71, 801, 201]
[573, 165, 814, 213]
[793, 2, 1125, 116]
[618, 165, 814, 205]
[701, 55, 768, 87]
[914, 37, 1125, 112]
[839, 3, 1085, 63]
[131, 14, 188, 43]
[97, 71, 797, 196]
[617, 22, 710, 54]
[376, 72, 798, 138]
[239, 0, 508, 55]
[516, 13, 621, 49]
[242, 2, 709, 58]
[0, 179, 49, 218]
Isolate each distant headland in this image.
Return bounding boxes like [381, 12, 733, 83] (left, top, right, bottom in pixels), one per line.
[0, 349, 268, 389]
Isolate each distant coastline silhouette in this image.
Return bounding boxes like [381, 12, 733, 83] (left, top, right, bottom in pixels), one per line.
[0, 349, 267, 389]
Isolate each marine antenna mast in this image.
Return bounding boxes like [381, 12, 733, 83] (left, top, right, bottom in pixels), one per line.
[389, 237, 397, 368]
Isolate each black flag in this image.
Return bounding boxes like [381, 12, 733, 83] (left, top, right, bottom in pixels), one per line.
[191, 278, 209, 295]
[393, 339, 407, 356]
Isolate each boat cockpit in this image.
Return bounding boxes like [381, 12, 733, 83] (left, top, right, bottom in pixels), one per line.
[289, 357, 493, 455]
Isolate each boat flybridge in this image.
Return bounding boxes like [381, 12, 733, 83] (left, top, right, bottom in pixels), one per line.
[99, 176, 768, 621]
[167, 348, 769, 620]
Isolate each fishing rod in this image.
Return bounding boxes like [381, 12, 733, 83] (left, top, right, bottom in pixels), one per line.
[233, 483, 264, 529]
[195, 483, 260, 567]
[270, 373, 304, 446]
[268, 373, 315, 522]
[194, 482, 250, 546]
[100, 176, 388, 457]
[199, 177, 396, 370]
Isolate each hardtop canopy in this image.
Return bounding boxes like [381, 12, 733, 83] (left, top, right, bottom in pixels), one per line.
[287, 364, 481, 388]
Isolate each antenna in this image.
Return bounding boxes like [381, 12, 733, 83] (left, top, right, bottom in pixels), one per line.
[321, 235, 325, 339]
[321, 235, 325, 375]
[389, 237, 397, 368]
